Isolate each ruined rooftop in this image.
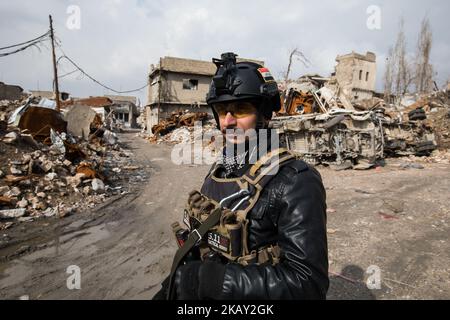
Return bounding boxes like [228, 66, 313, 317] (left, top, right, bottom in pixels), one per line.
[336, 51, 376, 63]
[149, 56, 265, 77]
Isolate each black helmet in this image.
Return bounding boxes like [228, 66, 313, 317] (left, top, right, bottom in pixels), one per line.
[206, 52, 280, 124]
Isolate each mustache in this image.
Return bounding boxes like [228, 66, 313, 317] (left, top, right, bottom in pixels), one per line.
[221, 126, 240, 134]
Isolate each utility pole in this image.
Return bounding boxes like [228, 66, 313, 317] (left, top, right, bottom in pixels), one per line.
[157, 57, 162, 124]
[49, 15, 61, 112]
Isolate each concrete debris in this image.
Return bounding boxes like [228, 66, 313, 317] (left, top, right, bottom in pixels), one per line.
[2, 131, 20, 144]
[91, 178, 105, 192]
[17, 198, 28, 208]
[0, 208, 26, 219]
[1, 95, 144, 224]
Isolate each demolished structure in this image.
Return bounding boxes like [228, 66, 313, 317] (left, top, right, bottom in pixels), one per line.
[272, 51, 445, 169]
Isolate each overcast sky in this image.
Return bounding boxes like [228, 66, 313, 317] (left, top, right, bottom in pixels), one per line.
[1, 0, 449, 105]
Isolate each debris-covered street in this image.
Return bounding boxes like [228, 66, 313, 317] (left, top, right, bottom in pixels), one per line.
[0, 133, 448, 299]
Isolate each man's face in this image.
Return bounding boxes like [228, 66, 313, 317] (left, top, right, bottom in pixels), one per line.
[213, 101, 259, 145]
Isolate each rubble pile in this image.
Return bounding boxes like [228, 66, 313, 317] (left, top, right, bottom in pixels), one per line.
[427, 108, 450, 149]
[151, 111, 209, 136]
[142, 121, 221, 157]
[0, 99, 26, 131]
[0, 99, 144, 230]
[272, 75, 450, 169]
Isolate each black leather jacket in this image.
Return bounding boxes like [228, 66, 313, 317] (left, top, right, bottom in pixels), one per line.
[204, 159, 329, 299]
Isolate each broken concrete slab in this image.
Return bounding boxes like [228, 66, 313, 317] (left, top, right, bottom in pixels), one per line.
[0, 208, 26, 219]
[91, 178, 105, 192]
[65, 105, 98, 139]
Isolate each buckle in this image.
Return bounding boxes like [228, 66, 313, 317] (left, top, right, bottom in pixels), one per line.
[192, 228, 202, 245]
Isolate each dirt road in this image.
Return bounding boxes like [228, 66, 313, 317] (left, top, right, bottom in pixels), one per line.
[0, 132, 448, 299]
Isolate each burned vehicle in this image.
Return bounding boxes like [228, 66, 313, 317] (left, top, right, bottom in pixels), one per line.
[270, 88, 437, 168]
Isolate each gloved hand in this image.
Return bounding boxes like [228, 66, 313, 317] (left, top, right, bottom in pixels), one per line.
[175, 260, 226, 300]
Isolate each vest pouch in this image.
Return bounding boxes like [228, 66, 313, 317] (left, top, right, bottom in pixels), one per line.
[225, 222, 242, 258]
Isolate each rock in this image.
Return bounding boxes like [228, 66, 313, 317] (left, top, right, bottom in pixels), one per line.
[9, 166, 22, 175]
[0, 221, 14, 230]
[45, 172, 58, 181]
[18, 179, 32, 187]
[66, 173, 86, 188]
[17, 217, 33, 222]
[82, 185, 91, 195]
[0, 208, 26, 219]
[0, 170, 4, 178]
[56, 181, 67, 188]
[63, 160, 72, 167]
[33, 201, 47, 211]
[59, 207, 74, 218]
[54, 166, 70, 177]
[22, 154, 32, 163]
[91, 178, 105, 192]
[36, 192, 46, 198]
[9, 187, 21, 197]
[41, 161, 53, 173]
[103, 130, 118, 145]
[31, 150, 42, 159]
[17, 198, 28, 208]
[3, 132, 19, 144]
[381, 199, 405, 214]
[0, 186, 10, 196]
[400, 162, 424, 169]
[112, 167, 121, 173]
[42, 207, 56, 217]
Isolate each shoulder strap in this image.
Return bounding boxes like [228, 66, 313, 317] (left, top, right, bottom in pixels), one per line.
[167, 208, 222, 300]
[244, 148, 296, 187]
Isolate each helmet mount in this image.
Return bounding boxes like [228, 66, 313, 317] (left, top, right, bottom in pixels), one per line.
[206, 52, 281, 126]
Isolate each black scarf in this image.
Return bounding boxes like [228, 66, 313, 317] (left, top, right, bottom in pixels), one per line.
[217, 130, 274, 178]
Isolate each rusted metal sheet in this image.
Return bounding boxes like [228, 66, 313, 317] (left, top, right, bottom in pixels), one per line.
[17, 106, 67, 140]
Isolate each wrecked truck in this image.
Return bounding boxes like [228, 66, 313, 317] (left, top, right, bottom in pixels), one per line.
[270, 101, 437, 168]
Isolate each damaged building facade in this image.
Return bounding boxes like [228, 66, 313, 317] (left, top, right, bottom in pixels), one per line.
[145, 57, 216, 132]
[334, 51, 377, 102]
[0, 82, 24, 101]
[105, 95, 140, 128]
[145, 56, 264, 134]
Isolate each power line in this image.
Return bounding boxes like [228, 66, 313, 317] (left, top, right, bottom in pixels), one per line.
[0, 30, 50, 50]
[58, 68, 80, 78]
[0, 38, 50, 57]
[57, 53, 149, 94]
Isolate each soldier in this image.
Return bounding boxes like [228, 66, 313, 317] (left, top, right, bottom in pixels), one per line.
[154, 52, 329, 300]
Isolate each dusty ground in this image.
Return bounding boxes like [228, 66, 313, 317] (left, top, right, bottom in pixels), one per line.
[0, 132, 448, 300]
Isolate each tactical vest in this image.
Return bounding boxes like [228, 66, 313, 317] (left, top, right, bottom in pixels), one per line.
[167, 148, 298, 299]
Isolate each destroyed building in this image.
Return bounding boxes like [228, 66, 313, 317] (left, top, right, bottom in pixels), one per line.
[0, 82, 24, 101]
[145, 57, 216, 132]
[105, 95, 140, 128]
[271, 50, 446, 169]
[333, 51, 377, 102]
[145, 56, 264, 134]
